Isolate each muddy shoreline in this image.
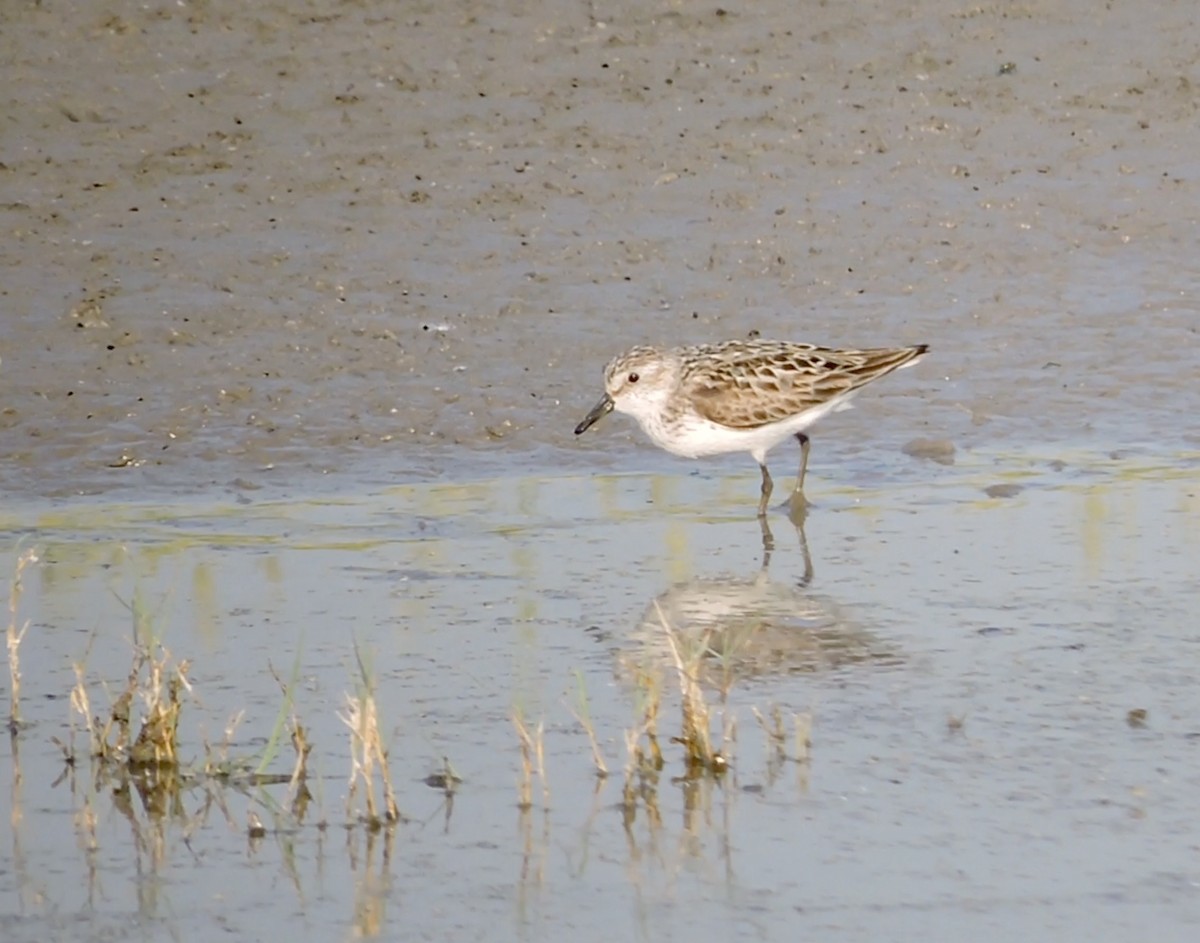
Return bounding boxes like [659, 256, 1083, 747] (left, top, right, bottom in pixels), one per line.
[3, 0, 1198, 501]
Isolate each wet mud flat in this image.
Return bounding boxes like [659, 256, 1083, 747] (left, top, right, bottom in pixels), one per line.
[3, 0, 1200, 499]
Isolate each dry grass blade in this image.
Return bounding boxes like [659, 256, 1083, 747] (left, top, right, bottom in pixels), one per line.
[568, 670, 608, 778]
[6, 548, 39, 732]
[752, 704, 812, 766]
[67, 614, 192, 774]
[265, 655, 312, 814]
[620, 726, 641, 816]
[70, 659, 104, 759]
[130, 653, 190, 768]
[342, 690, 373, 821]
[511, 708, 547, 810]
[619, 663, 668, 815]
[93, 589, 194, 769]
[202, 709, 245, 779]
[512, 709, 534, 810]
[339, 642, 400, 828]
[287, 722, 313, 819]
[654, 601, 725, 774]
[752, 704, 786, 749]
[794, 711, 813, 763]
[630, 665, 664, 770]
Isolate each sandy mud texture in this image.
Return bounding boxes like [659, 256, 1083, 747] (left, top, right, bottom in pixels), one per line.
[3, 0, 1198, 497]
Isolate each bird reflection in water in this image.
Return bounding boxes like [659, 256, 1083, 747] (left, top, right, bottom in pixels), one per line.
[620, 501, 902, 689]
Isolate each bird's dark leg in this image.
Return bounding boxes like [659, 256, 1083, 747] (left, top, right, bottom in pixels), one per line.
[794, 433, 812, 494]
[757, 463, 773, 517]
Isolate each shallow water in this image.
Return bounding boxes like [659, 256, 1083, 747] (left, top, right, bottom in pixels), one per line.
[3, 449, 1199, 941]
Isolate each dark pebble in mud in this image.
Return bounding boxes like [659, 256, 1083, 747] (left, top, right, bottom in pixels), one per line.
[984, 483, 1023, 498]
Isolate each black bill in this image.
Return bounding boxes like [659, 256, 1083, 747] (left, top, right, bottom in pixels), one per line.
[574, 394, 614, 435]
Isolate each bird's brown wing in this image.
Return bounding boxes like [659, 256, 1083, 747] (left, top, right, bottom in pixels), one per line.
[684, 343, 925, 430]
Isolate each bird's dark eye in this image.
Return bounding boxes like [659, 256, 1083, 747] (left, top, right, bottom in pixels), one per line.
[628, 372, 639, 383]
